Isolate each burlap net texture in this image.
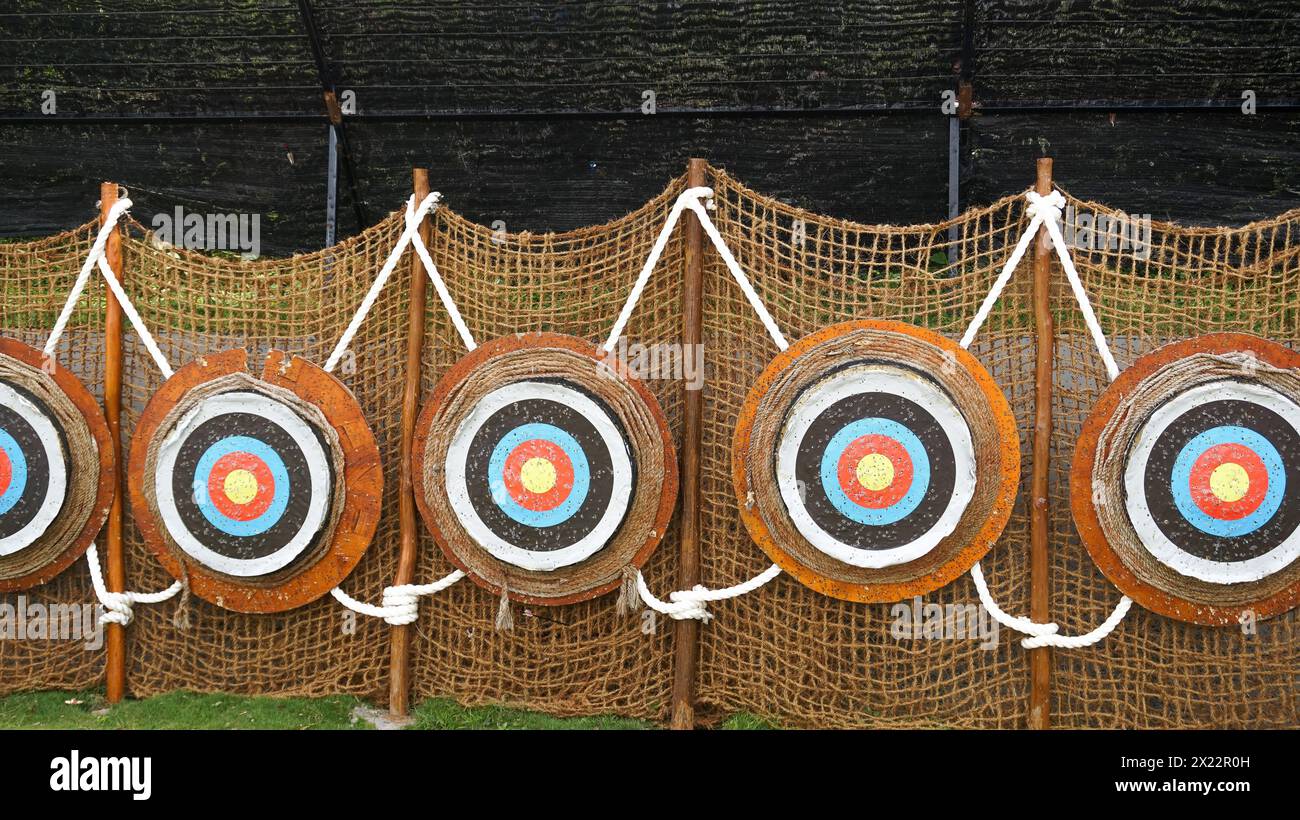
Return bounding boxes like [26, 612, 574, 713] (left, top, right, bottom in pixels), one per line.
[0, 167, 1294, 728]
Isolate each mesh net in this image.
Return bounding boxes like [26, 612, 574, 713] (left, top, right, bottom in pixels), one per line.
[0, 168, 1294, 728]
[0, 220, 105, 692]
[408, 177, 686, 717]
[1048, 192, 1299, 728]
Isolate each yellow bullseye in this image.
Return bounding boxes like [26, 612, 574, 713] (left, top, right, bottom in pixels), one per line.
[223, 468, 259, 505]
[520, 457, 558, 495]
[1209, 462, 1249, 503]
[855, 452, 895, 492]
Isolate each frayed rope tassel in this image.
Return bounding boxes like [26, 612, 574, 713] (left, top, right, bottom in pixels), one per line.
[616, 565, 641, 615]
[494, 580, 514, 631]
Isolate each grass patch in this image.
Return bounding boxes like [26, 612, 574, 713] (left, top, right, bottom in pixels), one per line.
[2, 691, 766, 730]
[0, 690, 368, 730]
[409, 698, 650, 730]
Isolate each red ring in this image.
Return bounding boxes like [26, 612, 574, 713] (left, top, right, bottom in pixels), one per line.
[836, 433, 913, 509]
[207, 450, 276, 522]
[0, 446, 11, 498]
[502, 438, 575, 512]
[1188, 442, 1269, 521]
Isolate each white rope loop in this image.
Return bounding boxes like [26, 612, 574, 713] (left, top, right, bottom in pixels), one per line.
[603, 186, 790, 354]
[330, 569, 466, 626]
[962, 187, 1130, 649]
[325, 192, 477, 373]
[85, 543, 182, 627]
[969, 561, 1059, 639]
[44, 196, 174, 378]
[636, 564, 782, 623]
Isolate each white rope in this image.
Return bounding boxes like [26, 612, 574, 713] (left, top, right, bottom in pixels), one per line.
[1035, 193, 1122, 382]
[324, 192, 475, 373]
[44, 197, 174, 378]
[969, 561, 1059, 638]
[958, 191, 1057, 350]
[602, 186, 704, 353]
[686, 194, 789, 351]
[85, 542, 182, 627]
[1022, 596, 1133, 649]
[330, 569, 466, 626]
[602, 186, 789, 354]
[635, 564, 782, 623]
[963, 188, 1131, 649]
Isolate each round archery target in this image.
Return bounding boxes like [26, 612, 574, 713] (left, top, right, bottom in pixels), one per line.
[1074, 333, 1300, 624]
[0, 380, 67, 556]
[446, 380, 634, 572]
[152, 390, 333, 578]
[0, 339, 114, 592]
[1125, 381, 1300, 584]
[776, 364, 976, 568]
[128, 349, 381, 613]
[413, 333, 677, 605]
[734, 320, 1019, 603]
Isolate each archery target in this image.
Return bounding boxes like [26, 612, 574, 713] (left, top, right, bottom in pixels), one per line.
[0, 339, 114, 592]
[445, 380, 634, 572]
[776, 363, 976, 568]
[128, 349, 381, 613]
[1074, 334, 1300, 624]
[413, 333, 677, 605]
[1124, 381, 1300, 584]
[0, 380, 68, 557]
[152, 390, 334, 578]
[734, 320, 1019, 603]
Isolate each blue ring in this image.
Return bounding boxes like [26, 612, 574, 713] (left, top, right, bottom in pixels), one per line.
[0, 428, 29, 517]
[818, 418, 930, 526]
[192, 436, 290, 537]
[487, 423, 589, 528]
[1170, 425, 1285, 538]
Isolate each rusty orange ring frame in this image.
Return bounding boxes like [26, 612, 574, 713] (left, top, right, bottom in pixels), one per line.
[1071, 333, 1300, 625]
[733, 320, 1021, 603]
[128, 349, 382, 613]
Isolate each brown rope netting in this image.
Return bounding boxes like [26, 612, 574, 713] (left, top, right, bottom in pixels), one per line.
[1, 167, 1295, 728]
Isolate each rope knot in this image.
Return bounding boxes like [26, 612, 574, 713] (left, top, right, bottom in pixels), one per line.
[1024, 189, 1066, 224]
[380, 584, 421, 626]
[97, 592, 135, 626]
[665, 585, 714, 623]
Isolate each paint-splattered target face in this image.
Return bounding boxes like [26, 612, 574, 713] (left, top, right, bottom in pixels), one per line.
[777, 364, 976, 568]
[445, 380, 635, 572]
[154, 390, 335, 577]
[1125, 380, 1300, 585]
[0, 380, 68, 557]
[734, 321, 1020, 604]
[1073, 335, 1300, 624]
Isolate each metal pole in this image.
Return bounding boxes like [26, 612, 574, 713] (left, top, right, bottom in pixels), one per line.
[326, 125, 338, 247]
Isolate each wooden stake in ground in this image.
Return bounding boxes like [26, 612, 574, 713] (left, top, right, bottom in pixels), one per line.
[670, 157, 707, 730]
[1029, 157, 1054, 729]
[101, 181, 128, 704]
[389, 168, 432, 718]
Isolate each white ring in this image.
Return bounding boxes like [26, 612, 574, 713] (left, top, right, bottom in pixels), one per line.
[776, 364, 977, 568]
[153, 391, 332, 577]
[0, 381, 68, 557]
[1124, 379, 1300, 584]
[445, 381, 634, 572]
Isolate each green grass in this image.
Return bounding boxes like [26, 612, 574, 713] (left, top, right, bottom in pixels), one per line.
[0, 690, 777, 730]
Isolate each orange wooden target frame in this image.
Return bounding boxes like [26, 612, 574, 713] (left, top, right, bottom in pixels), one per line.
[1072, 333, 1300, 625]
[0, 338, 115, 592]
[127, 349, 382, 613]
[412, 332, 678, 606]
[733, 320, 1020, 603]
